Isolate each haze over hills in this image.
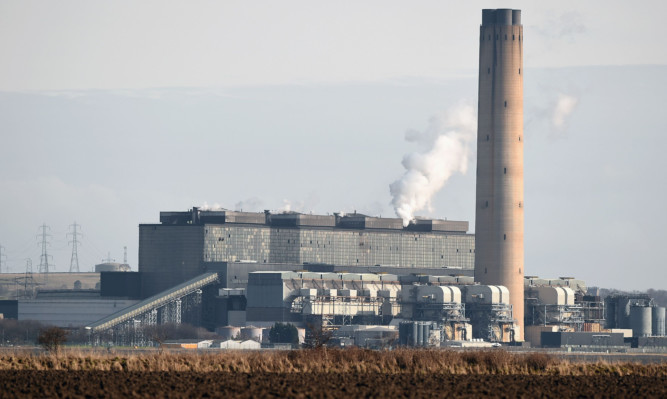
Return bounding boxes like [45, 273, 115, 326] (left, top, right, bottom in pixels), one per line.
[0, 65, 665, 291]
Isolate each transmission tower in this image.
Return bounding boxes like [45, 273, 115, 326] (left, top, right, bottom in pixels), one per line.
[103, 252, 115, 263]
[68, 222, 82, 273]
[37, 224, 53, 274]
[0, 244, 6, 273]
[123, 246, 128, 264]
[23, 258, 35, 298]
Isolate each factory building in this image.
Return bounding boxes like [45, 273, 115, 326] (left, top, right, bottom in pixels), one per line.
[242, 270, 519, 345]
[139, 208, 474, 297]
[474, 8, 525, 340]
[604, 294, 665, 338]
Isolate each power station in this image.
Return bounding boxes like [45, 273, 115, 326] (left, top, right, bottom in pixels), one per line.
[1, 9, 665, 351]
[474, 9, 525, 341]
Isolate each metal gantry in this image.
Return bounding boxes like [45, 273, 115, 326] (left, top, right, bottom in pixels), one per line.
[86, 273, 216, 346]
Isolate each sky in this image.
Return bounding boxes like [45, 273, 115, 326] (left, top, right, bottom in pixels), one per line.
[0, 1, 665, 291]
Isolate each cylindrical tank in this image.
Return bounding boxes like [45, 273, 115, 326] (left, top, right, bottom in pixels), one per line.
[416, 323, 424, 346]
[240, 326, 263, 342]
[630, 306, 652, 337]
[297, 328, 306, 344]
[412, 322, 418, 346]
[652, 307, 665, 336]
[422, 323, 430, 346]
[216, 326, 241, 340]
[616, 298, 632, 329]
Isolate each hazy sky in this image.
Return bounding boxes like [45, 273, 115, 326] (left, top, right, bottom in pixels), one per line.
[1, 1, 665, 91]
[0, 1, 665, 291]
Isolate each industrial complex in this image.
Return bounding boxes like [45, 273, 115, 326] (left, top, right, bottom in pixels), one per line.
[0, 9, 664, 351]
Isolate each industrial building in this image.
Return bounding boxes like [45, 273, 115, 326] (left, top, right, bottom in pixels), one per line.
[243, 270, 519, 345]
[139, 208, 474, 296]
[604, 294, 665, 339]
[474, 8, 525, 340]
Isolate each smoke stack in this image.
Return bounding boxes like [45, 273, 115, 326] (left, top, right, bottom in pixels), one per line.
[474, 9, 525, 340]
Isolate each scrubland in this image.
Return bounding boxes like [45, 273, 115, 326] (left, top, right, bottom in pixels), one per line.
[0, 348, 664, 397]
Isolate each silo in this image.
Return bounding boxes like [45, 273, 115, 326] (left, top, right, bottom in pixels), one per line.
[416, 323, 424, 346]
[652, 307, 665, 336]
[630, 306, 652, 337]
[297, 327, 306, 344]
[422, 322, 431, 346]
[616, 297, 632, 329]
[216, 326, 241, 341]
[241, 326, 264, 342]
[412, 322, 419, 346]
[398, 322, 413, 346]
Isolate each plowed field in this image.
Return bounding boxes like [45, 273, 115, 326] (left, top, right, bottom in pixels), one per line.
[1, 371, 665, 398]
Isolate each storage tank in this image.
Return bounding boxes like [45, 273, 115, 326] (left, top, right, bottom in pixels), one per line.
[216, 326, 241, 340]
[422, 322, 430, 345]
[630, 306, 652, 337]
[241, 326, 264, 342]
[652, 307, 665, 336]
[616, 297, 632, 329]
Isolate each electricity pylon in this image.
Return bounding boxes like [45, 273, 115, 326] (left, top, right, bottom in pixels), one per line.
[68, 222, 82, 272]
[37, 224, 52, 274]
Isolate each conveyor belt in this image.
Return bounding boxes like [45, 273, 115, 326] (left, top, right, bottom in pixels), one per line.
[86, 272, 219, 332]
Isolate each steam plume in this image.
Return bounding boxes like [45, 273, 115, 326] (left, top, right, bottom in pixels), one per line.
[552, 94, 578, 128]
[390, 104, 476, 226]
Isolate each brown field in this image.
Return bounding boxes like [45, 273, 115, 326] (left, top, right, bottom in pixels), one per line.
[0, 349, 665, 398]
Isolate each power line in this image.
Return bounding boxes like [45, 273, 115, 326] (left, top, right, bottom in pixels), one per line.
[68, 222, 82, 273]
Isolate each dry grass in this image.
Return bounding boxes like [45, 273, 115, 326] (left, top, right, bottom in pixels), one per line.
[0, 348, 664, 376]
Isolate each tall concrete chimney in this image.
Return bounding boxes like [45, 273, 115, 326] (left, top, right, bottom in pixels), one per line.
[474, 9, 524, 341]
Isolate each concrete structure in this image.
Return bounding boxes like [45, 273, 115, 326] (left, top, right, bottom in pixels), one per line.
[140, 208, 474, 296]
[541, 332, 625, 348]
[334, 325, 398, 348]
[474, 9, 525, 340]
[214, 339, 261, 350]
[18, 298, 139, 328]
[524, 325, 558, 347]
[245, 271, 401, 326]
[95, 262, 131, 273]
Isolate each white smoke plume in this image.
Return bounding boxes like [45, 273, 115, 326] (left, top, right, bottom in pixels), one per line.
[280, 199, 302, 213]
[199, 201, 223, 211]
[390, 104, 476, 226]
[552, 93, 579, 128]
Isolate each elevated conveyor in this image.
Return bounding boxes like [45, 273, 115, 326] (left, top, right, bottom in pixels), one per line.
[86, 272, 219, 332]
